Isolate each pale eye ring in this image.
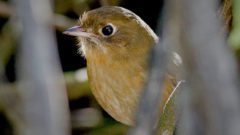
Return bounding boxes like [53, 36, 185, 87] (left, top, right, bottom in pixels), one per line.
[99, 23, 117, 37]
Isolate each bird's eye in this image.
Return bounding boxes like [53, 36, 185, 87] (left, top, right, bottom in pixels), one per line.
[99, 23, 117, 37]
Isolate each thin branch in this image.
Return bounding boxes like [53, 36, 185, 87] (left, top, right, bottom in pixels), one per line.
[14, 0, 70, 134]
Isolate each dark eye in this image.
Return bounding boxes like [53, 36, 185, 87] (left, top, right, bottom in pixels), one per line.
[99, 24, 117, 37]
[102, 25, 113, 36]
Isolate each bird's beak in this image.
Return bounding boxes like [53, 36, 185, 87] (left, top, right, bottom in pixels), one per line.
[63, 26, 90, 37]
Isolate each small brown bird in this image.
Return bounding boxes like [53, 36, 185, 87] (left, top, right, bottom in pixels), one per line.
[64, 6, 179, 125]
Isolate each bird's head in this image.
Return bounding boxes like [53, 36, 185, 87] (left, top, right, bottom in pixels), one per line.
[64, 6, 158, 59]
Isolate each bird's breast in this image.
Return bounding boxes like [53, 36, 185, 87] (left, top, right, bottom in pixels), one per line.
[87, 55, 147, 125]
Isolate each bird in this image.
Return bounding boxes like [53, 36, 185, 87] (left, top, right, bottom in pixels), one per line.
[63, 6, 180, 125]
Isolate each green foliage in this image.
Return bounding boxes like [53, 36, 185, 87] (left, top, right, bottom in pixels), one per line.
[229, 0, 240, 51]
[157, 86, 178, 135]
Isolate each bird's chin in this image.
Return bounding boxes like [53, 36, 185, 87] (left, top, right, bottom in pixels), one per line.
[78, 36, 101, 47]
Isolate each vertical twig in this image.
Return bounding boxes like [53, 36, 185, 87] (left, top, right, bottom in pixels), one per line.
[14, 0, 70, 135]
[176, 0, 240, 134]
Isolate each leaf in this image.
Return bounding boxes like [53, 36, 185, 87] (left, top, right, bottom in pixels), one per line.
[156, 81, 183, 135]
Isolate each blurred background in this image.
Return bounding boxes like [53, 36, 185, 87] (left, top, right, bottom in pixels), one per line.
[0, 0, 164, 135]
[1, 0, 239, 135]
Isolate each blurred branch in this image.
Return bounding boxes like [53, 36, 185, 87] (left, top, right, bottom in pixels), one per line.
[0, 69, 91, 116]
[14, 0, 70, 134]
[0, 69, 90, 134]
[127, 0, 240, 135]
[176, 0, 240, 134]
[0, 1, 75, 31]
[0, 69, 91, 105]
[0, 2, 74, 79]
